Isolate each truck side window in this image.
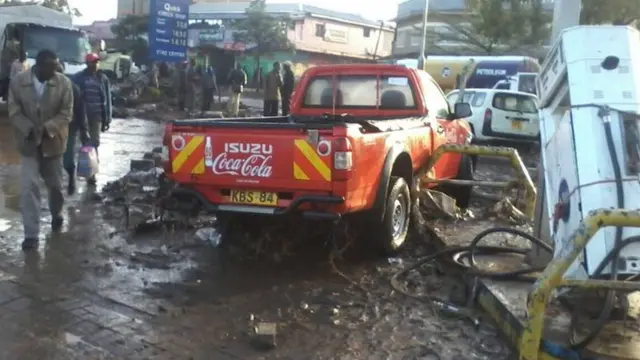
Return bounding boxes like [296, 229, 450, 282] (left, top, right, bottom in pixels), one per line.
[424, 80, 450, 119]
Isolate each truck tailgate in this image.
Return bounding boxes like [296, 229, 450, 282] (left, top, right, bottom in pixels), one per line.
[169, 125, 334, 192]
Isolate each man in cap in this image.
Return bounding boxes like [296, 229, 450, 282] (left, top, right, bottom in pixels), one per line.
[72, 52, 112, 186]
[8, 50, 73, 250]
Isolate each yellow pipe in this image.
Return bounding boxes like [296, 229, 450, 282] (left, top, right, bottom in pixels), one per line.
[519, 209, 640, 360]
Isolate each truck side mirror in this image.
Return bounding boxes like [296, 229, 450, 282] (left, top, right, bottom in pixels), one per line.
[453, 102, 472, 118]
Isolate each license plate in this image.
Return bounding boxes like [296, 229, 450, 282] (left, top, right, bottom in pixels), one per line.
[511, 120, 522, 130]
[230, 190, 278, 206]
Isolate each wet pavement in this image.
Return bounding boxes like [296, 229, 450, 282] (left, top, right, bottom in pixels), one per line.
[0, 115, 538, 359]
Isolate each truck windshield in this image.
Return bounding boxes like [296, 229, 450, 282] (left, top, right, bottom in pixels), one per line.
[303, 75, 418, 109]
[22, 26, 90, 64]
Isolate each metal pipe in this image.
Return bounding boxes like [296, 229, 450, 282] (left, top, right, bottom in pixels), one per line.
[416, 0, 429, 70]
[421, 178, 512, 187]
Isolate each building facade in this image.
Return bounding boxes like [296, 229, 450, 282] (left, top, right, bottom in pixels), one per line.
[393, 0, 555, 57]
[188, 3, 394, 80]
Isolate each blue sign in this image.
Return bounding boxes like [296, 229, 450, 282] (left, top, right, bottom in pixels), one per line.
[148, 0, 190, 62]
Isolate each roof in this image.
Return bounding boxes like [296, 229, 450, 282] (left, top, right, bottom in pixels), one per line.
[189, 2, 394, 29]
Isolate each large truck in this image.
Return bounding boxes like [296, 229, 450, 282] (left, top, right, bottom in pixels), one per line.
[394, 55, 540, 94]
[0, 4, 92, 99]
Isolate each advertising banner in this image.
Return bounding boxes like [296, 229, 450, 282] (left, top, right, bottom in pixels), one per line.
[148, 0, 190, 62]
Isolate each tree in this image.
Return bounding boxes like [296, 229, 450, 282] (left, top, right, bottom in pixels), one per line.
[232, 0, 293, 70]
[39, 0, 81, 17]
[422, 0, 551, 55]
[581, 0, 640, 26]
[111, 15, 148, 40]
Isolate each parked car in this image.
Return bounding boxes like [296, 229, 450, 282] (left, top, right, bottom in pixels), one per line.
[446, 88, 539, 142]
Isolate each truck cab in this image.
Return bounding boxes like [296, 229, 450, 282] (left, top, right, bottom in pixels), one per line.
[0, 5, 91, 98]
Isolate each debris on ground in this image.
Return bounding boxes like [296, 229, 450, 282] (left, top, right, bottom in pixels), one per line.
[90, 143, 540, 359]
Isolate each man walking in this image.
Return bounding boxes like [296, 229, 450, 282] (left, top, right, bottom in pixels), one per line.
[281, 62, 295, 116]
[72, 53, 112, 186]
[8, 50, 73, 250]
[227, 63, 246, 117]
[263, 62, 282, 116]
[185, 59, 201, 115]
[61, 64, 90, 195]
[201, 65, 218, 112]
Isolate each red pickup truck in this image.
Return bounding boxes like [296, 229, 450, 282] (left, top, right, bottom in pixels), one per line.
[162, 64, 474, 254]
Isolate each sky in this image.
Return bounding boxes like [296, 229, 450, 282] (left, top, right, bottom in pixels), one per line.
[69, 0, 404, 25]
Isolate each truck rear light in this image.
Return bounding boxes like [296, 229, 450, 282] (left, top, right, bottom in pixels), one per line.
[483, 108, 492, 128]
[333, 138, 352, 179]
[334, 152, 353, 170]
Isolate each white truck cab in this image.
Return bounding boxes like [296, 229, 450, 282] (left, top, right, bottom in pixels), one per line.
[0, 4, 91, 98]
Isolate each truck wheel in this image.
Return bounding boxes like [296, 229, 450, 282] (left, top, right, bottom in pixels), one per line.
[442, 154, 474, 209]
[371, 176, 411, 255]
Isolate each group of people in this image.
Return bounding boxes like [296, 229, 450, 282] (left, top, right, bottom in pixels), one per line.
[263, 61, 295, 116]
[8, 49, 112, 250]
[173, 58, 221, 115]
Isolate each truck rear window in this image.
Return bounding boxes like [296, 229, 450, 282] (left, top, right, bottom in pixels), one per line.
[492, 92, 537, 114]
[303, 75, 417, 109]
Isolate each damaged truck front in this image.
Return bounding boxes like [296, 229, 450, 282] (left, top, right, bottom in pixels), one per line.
[162, 64, 475, 254]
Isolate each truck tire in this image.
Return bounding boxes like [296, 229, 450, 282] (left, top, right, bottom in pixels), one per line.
[370, 176, 412, 255]
[441, 154, 474, 209]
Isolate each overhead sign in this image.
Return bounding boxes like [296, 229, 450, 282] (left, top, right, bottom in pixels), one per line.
[148, 0, 190, 62]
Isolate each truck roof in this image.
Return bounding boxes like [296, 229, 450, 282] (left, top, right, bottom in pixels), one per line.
[304, 63, 418, 76]
[0, 4, 74, 30]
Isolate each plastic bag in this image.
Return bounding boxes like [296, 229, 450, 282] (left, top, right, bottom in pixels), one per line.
[77, 146, 99, 179]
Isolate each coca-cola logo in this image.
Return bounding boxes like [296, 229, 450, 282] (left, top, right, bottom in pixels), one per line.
[209, 142, 273, 177]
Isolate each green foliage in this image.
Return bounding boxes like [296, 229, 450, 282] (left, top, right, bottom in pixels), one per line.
[232, 0, 293, 61]
[429, 0, 551, 55]
[581, 0, 640, 25]
[111, 15, 149, 40]
[39, 0, 80, 16]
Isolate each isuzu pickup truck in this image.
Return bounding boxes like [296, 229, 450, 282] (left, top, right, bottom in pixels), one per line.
[162, 64, 474, 254]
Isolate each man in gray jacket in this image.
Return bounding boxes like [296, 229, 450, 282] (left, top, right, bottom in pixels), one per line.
[8, 50, 73, 250]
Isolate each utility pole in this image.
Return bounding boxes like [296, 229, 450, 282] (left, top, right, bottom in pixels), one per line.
[416, 0, 429, 70]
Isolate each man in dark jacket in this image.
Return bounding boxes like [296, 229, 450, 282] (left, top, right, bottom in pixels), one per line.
[227, 63, 246, 116]
[281, 62, 295, 115]
[59, 64, 90, 195]
[72, 53, 112, 186]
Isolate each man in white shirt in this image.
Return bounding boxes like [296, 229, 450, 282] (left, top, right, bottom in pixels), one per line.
[8, 49, 73, 250]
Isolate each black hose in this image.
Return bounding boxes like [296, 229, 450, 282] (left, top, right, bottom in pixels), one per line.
[567, 109, 625, 349]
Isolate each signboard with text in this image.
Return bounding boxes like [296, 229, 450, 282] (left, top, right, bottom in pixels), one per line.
[148, 0, 190, 62]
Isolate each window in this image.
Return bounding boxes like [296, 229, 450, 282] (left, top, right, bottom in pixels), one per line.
[289, 21, 296, 30]
[302, 75, 417, 109]
[447, 91, 487, 107]
[363, 28, 371, 37]
[492, 92, 538, 114]
[419, 72, 450, 118]
[22, 27, 90, 64]
[424, 81, 450, 118]
[517, 74, 537, 95]
[315, 24, 325, 37]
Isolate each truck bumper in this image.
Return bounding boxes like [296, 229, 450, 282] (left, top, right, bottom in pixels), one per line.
[170, 187, 344, 221]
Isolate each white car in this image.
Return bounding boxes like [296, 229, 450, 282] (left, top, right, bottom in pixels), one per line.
[446, 89, 540, 142]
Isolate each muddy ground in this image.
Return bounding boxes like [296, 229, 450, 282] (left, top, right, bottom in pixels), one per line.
[97, 141, 540, 360]
[0, 112, 542, 359]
